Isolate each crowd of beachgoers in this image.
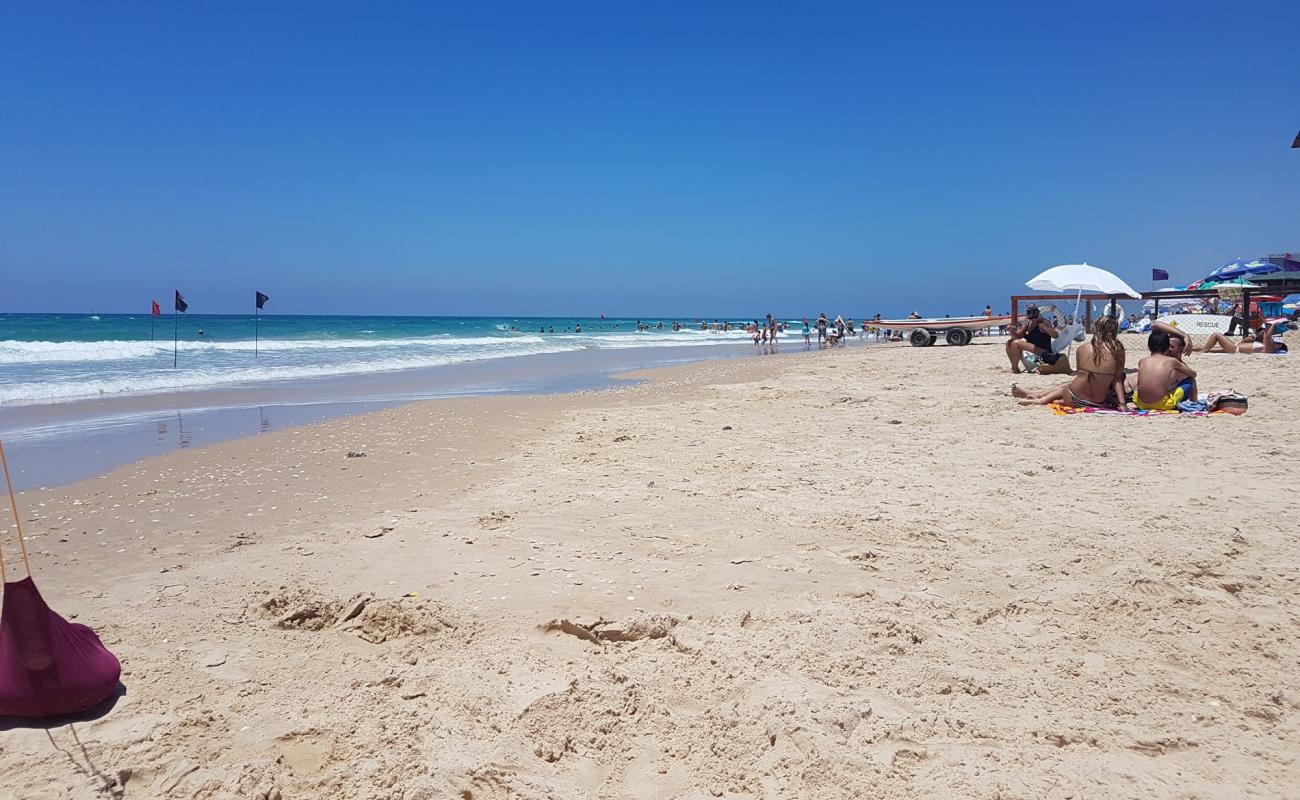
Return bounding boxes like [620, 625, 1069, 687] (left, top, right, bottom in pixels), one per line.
[1007, 302, 1293, 414]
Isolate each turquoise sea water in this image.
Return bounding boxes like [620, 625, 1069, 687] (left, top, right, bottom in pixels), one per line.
[0, 314, 764, 406]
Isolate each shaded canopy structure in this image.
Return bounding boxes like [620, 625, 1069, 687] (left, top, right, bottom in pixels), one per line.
[0, 440, 121, 719]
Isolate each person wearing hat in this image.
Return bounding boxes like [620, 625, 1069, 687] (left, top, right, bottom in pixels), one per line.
[1006, 304, 1065, 374]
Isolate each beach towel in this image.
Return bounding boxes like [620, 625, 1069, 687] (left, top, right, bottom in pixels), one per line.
[0, 576, 121, 718]
[1047, 403, 1211, 417]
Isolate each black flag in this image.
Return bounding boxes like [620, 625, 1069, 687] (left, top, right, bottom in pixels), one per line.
[256, 291, 269, 309]
[1293, 130, 1299, 149]
[175, 290, 188, 313]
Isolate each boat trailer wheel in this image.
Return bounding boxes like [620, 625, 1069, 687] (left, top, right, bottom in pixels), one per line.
[909, 329, 934, 347]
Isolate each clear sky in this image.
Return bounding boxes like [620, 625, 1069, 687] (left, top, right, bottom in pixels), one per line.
[2, 1, 1296, 317]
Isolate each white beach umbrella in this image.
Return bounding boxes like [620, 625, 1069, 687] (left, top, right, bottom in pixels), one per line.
[1025, 263, 1142, 298]
[1025, 263, 1140, 355]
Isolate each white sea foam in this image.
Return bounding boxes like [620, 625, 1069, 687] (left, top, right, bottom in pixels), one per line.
[0, 329, 755, 405]
[0, 335, 551, 363]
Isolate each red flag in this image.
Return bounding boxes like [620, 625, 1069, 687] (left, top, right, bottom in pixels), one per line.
[152, 300, 161, 316]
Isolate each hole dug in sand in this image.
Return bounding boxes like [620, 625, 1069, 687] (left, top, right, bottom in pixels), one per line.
[256, 588, 460, 643]
[542, 613, 680, 644]
[477, 511, 513, 530]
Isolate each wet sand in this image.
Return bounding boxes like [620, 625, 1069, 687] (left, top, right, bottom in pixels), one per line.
[1, 340, 792, 491]
[1, 336, 1297, 799]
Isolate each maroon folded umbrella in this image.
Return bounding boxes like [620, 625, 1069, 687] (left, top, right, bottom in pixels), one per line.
[0, 438, 121, 719]
[0, 576, 121, 717]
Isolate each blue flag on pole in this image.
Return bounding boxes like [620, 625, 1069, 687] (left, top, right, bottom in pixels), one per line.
[1152, 268, 1169, 281]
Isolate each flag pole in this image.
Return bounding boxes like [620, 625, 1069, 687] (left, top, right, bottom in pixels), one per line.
[173, 305, 179, 369]
[151, 311, 155, 342]
[255, 305, 260, 358]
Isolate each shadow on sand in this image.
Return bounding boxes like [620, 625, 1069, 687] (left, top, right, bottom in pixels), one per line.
[0, 684, 127, 795]
[0, 681, 126, 731]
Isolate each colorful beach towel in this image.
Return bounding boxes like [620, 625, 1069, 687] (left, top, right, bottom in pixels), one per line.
[1047, 403, 1210, 417]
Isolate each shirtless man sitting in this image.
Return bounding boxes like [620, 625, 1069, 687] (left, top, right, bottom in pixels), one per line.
[1148, 321, 1194, 356]
[1130, 330, 1198, 411]
[1128, 322, 1191, 396]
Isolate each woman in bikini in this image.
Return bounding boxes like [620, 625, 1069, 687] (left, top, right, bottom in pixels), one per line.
[1012, 315, 1130, 410]
[1198, 323, 1287, 354]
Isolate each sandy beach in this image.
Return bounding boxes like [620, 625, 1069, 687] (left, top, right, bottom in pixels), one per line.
[2, 336, 1297, 799]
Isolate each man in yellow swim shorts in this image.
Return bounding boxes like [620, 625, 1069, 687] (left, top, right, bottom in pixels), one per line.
[1131, 330, 1198, 411]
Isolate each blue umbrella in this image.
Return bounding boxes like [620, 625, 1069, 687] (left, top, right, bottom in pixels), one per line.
[1207, 258, 1280, 280]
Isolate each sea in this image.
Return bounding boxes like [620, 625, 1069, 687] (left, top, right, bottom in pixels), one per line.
[0, 313, 794, 489]
[0, 313, 761, 407]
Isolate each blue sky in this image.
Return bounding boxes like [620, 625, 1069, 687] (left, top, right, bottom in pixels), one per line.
[1, 1, 1296, 317]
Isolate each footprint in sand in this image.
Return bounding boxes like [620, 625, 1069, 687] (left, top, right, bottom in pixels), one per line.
[460, 769, 515, 799]
[1131, 578, 1184, 598]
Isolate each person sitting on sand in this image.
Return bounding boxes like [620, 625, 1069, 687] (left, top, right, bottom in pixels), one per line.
[1129, 330, 1198, 411]
[1012, 315, 1129, 410]
[1006, 304, 1064, 374]
[1148, 320, 1195, 355]
[1127, 322, 1192, 397]
[1198, 323, 1287, 354]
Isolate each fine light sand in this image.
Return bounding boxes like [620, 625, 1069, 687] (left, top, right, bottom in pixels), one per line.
[1, 337, 1298, 799]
